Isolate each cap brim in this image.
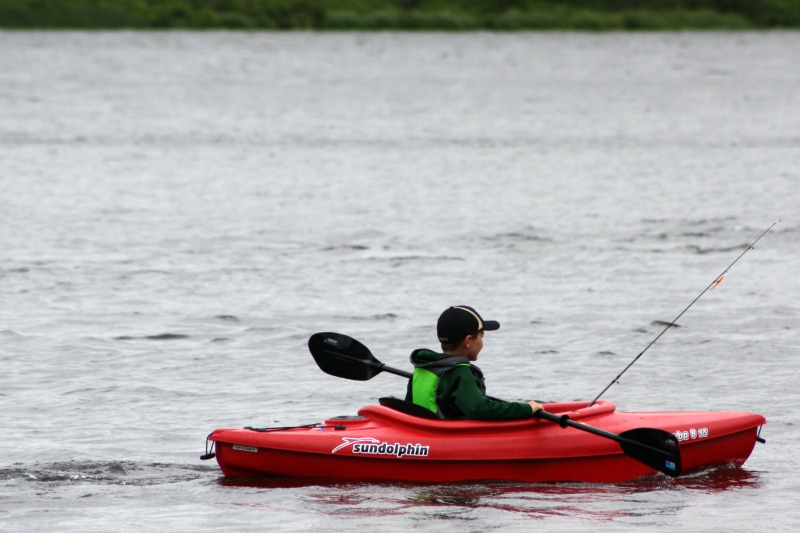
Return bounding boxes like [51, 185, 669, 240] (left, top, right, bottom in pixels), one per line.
[482, 320, 500, 331]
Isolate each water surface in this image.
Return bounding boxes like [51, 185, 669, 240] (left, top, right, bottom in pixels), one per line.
[1, 30, 798, 531]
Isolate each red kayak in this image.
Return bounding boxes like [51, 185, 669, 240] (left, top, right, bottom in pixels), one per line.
[205, 399, 765, 483]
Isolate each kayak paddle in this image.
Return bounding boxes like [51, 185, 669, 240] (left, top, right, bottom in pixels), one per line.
[308, 331, 682, 477]
[309, 331, 412, 380]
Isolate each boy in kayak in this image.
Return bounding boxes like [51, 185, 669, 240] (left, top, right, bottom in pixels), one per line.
[405, 305, 543, 420]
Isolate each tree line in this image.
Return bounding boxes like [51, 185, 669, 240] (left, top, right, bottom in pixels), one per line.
[1, 0, 798, 30]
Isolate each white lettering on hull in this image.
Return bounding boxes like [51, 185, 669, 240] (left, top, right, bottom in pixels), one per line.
[332, 437, 430, 458]
[674, 427, 710, 441]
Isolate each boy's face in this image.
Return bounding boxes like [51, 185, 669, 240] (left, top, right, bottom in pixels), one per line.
[464, 330, 485, 361]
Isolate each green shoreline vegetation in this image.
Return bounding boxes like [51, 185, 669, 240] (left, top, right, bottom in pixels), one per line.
[1, 0, 798, 30]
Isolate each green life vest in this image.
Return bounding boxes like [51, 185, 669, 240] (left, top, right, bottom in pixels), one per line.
[410, 356, 471, 415]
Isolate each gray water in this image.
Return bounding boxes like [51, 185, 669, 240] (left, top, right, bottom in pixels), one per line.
[1, 30, 799, 531]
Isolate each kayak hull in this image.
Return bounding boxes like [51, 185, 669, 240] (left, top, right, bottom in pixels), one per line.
[208, 400, 765, 483]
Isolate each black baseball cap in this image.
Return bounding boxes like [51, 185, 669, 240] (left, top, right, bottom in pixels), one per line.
[437, 306, 500, 344]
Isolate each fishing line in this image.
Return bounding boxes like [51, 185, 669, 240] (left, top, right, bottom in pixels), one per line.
[589, 220, 780, 406]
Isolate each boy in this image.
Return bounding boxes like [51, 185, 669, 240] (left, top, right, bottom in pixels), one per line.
[405, 305, 543, 420]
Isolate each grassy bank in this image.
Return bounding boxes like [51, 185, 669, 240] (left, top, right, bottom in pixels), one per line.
[1, 0, 799, 30]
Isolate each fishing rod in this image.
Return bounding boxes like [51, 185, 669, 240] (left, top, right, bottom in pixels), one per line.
[589, 220, 780, 406]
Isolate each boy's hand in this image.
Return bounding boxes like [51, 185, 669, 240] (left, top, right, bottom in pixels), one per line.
[528, 400, 544, 412]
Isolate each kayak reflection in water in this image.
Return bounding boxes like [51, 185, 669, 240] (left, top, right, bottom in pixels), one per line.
[405, 305, 544, 420]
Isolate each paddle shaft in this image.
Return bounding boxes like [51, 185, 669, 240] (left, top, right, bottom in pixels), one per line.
[535, 410, 675, 462]
[590, 220, 780, 406]
[373, 363, 411, 379]
[327, 349, 411, 378]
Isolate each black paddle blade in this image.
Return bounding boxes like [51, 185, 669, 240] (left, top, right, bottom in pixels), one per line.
[619, 428, 682, 477]
[308, 332, 384, 381]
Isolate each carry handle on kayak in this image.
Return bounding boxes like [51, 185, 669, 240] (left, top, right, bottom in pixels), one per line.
[308, 332, 682, 477]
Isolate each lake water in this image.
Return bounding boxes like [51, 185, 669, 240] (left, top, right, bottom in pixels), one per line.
[1, 30, 798, 531]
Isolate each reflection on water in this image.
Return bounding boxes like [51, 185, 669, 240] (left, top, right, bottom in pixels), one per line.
[214, 464, 763, 521]
[669, 464, 763, 492]
[406, 466, 764, 522]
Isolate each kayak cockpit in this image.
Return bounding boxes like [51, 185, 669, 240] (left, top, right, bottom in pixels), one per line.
[355, 399, 617, 433]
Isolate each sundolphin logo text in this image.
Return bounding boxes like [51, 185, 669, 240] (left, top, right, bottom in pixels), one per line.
[332, 437, 430, 458]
